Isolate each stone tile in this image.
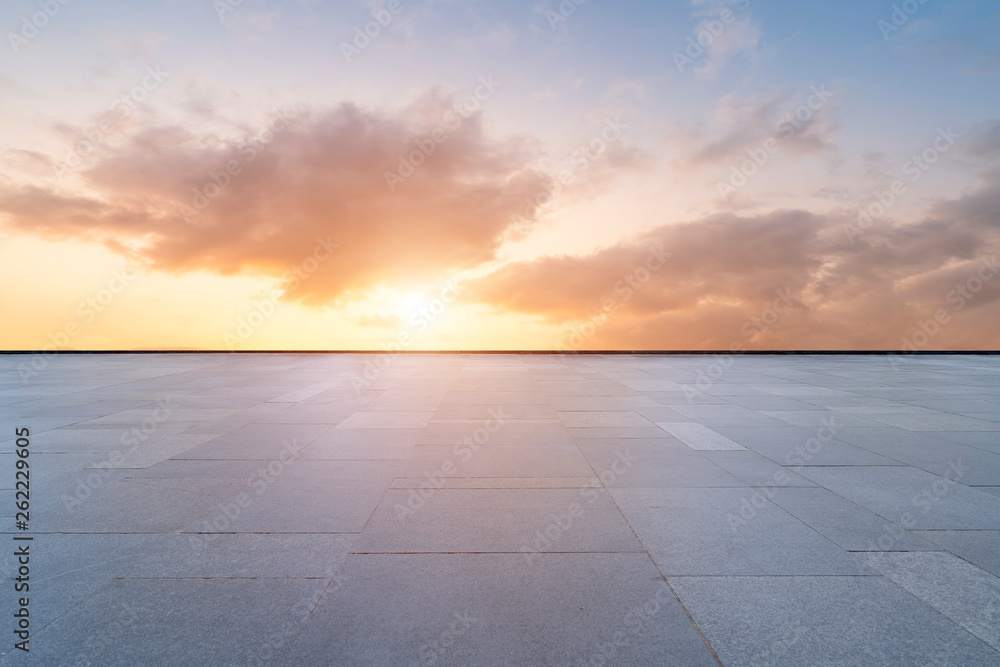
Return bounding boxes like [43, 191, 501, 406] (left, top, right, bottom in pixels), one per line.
[610, 488, 871, 576]
[579, 442, 746, 488]
[115, 433, 219, 468]
[700, 451, 816, 487]
[181, 461, 397, 534]
[666, 404, 761, 422]
[27, 477, 251, 533]
[760, 410, 880, 428]
[352, 488, 643, 554]
[833, 428, 1000, 485]
[768, 487, 939, 551]
[418, 421, 575, 445]
[390, 476, 599, 489]
[0, 534, 166, 629]
[400, 444, 595, 478]
[295, 428, 421, 460]
[928, 431, 1000, 454]
[284, 553, 718, 666]
[861, 551, 1000, 650]
[128, 533, 356, 578]
[433, 404, 557, 420]
[557, 410, 653, 428]
[912, 530, 1000, 577]
[176, 424, 327, 460]
[259, 403, 357, 424]
[335, 411, 434, 429]
[709, 426, 900, 465]
[628, 405, 692, 422]
[669, 575, 1000, 666]
[568, 426, 671, 440]
[861, 412, 1000, 431]
[794, 466, 1000, 530]
[655, 423, 746, 450]
[7, 427, 185, 453]
[19, 579, 330, 666]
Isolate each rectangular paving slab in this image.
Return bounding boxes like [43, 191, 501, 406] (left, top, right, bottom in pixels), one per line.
[283, 553, 719, 666]
[669, 575, 1000, 666]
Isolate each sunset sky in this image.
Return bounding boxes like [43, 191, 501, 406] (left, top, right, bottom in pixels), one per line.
[1, 0, 998, 350]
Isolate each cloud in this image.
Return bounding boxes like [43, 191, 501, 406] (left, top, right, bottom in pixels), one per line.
[679, 87, 841, 171]
[466, 148, 1000, 349]
[694, 18, 760, 80]
[682, 0, 760, 80]
[0, 92, 554, 307]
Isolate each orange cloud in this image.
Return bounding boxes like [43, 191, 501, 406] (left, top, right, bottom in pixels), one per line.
[466, 157, 1000, 349]
[0, 92, 553, 306]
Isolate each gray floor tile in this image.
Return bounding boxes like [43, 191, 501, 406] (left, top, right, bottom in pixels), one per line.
[336, 411, 434, 429]
[768, 486, 939, 551]
[284, 553, 718, 666]
[794, 466, 1000, 530]
[352, 488, 643, 554]
[400, 444, 595, 478]
[610, 488, 871, 575]
[655, 423, 746, 450]
[912, 530, 1000, 577]
[861, 551, 1000, 650]
[580, 442, 746, 488]
[129, 533, 357, 578]
[176, 424, 327, 460]
[16, 579, 330, 666]
[700, 451, 816, 487]
[557, 410, 654, 428]
[670, 575, 1000, 666]
[862, 412, 1000, 431]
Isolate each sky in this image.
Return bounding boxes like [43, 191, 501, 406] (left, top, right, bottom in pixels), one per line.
[1, 0, 998, 351]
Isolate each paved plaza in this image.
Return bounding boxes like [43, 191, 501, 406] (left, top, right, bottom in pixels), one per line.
[1, 353, 1000, 665]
